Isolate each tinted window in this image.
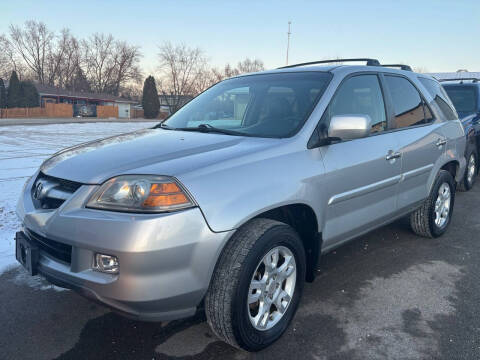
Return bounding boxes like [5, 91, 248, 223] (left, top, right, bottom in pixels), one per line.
[164, 72, 332, 138]
[326, 75, 386, 133]
[385, 76, 431, 128]
[419, 78, 457, 120]
[443, 85, 477, 115]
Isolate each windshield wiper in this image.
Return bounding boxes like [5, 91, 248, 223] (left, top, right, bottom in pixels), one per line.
[154, 122, 174, 130]
[175, 124, 249, 137]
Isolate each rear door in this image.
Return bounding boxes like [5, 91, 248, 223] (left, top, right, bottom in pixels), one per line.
[320, 74, 402, 248]
[382, 74, 446, 211]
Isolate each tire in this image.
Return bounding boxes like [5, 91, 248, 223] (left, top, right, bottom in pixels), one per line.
[205, 218, 306, 351]
[458, 151, 477, 192]
[410, 170, 455, 238]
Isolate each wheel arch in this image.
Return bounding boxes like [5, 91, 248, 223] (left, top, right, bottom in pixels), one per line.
[248, 203, 321, 282]
[425, 159, 461, 197]
[441, 160, 460, 181]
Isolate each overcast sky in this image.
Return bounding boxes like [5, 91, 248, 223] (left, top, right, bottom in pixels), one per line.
[1, 0, 478, 73]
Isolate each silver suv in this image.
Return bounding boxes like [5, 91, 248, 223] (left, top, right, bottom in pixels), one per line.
[16, 59, 466, 351]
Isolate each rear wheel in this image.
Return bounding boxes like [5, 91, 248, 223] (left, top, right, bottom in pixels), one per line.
[205, 218, 306, 351]
[458, 151, 477, 192]
[410, 170, 455, 238]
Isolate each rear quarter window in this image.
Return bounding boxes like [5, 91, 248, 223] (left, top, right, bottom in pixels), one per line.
[419, 78, 458, 120]
[384, 75, 433, 128]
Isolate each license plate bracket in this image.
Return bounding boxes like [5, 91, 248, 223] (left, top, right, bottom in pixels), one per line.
[15, 232, 39, 276]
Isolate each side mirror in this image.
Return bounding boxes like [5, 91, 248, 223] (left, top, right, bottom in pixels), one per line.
[328, 115, 372, 140]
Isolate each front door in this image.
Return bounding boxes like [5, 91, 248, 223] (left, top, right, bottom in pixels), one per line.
[319, 74, 402, 248]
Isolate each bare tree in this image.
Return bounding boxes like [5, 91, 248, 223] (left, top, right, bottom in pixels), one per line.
[82, 33, 115, 93]
[8, 21, 54, 84]
[200, 58, 265, 93]
[208, 63, 240, 84]
[83, 33, 142, 95]
[157, 51, 266, 111]
[110, 41, 142, 96]
[157, 42, 208, 112]
[0, 34, 24, 80]
[52, 29, 81, 88]
[236, 58, 264, 73]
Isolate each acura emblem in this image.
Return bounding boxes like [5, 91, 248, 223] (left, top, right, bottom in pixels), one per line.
[33, 182, 44, 200]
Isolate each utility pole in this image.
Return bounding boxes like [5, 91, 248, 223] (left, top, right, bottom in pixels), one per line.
[286, 21, 291, 66]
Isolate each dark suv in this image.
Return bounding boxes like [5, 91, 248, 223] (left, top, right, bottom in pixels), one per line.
[441, 78, 480, 190]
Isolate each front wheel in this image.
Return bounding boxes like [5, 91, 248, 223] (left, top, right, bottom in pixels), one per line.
[205, 218, 306, 351]
[410, 170, 455, 238]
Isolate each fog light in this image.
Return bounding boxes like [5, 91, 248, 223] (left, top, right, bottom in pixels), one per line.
[94, 253, 119, 274]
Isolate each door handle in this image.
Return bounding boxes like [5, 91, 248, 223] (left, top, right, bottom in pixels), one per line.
[386, 151, 401, 161]
[436, 138, 447, 147]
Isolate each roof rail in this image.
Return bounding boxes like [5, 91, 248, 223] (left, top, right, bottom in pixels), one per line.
[381, 64, 412, 71]
[278, 58, 380, 69]
[438, 78, 478, 83]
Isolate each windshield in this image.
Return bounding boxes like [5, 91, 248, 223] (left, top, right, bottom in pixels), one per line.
[443, 85, 478, 114]
[162, 72, 332, 138]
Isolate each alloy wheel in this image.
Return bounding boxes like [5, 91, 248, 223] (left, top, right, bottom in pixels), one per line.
[247, 246, 296, 331]
[434, 183, 451, 228]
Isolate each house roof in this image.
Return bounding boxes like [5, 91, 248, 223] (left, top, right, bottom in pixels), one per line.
[34, 83, 137, 104]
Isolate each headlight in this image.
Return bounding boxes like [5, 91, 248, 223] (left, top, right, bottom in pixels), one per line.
[86, 175, 195, 213]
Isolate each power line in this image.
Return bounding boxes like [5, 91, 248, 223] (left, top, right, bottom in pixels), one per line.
[286, 21, 291, 66]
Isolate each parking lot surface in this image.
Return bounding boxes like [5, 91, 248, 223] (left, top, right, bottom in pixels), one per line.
[1, 123, 479, 359]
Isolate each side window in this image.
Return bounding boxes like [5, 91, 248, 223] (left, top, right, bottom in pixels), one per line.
[419, 77, 457, 120]
[327, 75, 387, 134]
[385, 76, 432, 128]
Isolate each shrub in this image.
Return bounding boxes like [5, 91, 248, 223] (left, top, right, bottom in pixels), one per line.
[7, 71, 21, 108]
[20, 81, 40, 108]
[0, 78, 6, 109]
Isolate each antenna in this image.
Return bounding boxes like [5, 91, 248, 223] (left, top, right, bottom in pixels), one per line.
[286, 21, 292, 66]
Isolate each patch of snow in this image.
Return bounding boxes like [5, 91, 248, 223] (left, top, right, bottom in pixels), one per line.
[9, 266, 68, 291]
[0, 122, 153, 276]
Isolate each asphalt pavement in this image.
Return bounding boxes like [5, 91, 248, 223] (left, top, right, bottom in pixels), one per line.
[1, 185, 480, 359]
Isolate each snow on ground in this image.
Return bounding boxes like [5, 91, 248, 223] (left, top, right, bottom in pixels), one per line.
[0, 122, 154, 275]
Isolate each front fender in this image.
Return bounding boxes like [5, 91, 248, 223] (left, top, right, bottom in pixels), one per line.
[178, 147, 327, 232]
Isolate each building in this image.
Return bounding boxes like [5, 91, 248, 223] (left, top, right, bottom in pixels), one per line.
[158, 94, 194, 114]
[35, 83, 138, 118]
[428, 72, 480, 81]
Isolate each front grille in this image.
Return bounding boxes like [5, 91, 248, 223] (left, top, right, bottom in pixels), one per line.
[25, 229, 72, 264]
[32, 172, 82, 209]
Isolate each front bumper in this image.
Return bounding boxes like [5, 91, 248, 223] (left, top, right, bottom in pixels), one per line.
[16, 174, 234, 321]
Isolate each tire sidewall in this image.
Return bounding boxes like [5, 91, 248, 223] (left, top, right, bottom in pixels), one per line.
[429, 171, 455, 237]
[232, 225, 306, 351]
[464, 151, 477, 190]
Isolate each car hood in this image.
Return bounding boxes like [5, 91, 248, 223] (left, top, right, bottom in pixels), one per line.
[458, 111, 478, 120]
[41, 128, 280, 184]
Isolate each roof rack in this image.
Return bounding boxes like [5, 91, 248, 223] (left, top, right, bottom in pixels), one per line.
[438, 78, 478, 83]
[381, 64, 412, 71]
[278, 58, 380, 69]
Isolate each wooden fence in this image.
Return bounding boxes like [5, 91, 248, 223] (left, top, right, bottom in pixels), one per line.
[45, 103, 73, 117]
[132, 108, 144, 118]
[0, 103, 73, 118]
[97, 105, 118, 118]
[0, 107, 45, 118]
